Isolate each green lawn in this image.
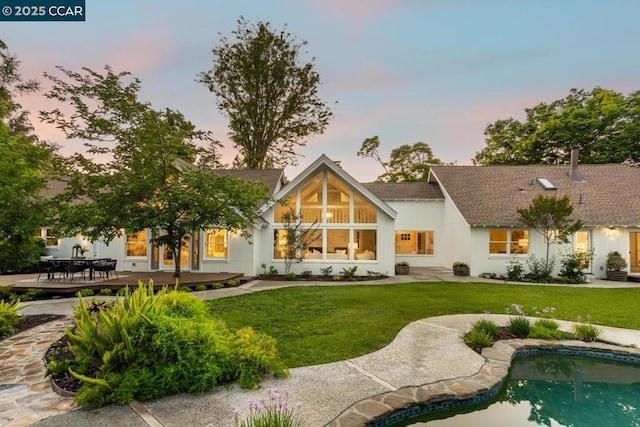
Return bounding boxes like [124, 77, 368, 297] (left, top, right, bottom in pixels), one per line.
[205, 282, 640, 368]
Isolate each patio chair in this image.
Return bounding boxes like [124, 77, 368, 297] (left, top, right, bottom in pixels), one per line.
[66, 261, 88, 281]
[92, 259, 118, 279]
[37, 260, 55, 281]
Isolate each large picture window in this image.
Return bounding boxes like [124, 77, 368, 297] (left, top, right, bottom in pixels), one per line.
[126, 230, 147, 257]
[395, 231, 434, 255]
[489, 229, 528, 255]
[205, 229, 227, 259]
[275, 171, 378, 262]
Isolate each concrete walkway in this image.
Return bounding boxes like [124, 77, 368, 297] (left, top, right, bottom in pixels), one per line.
[1, 270, 639, 426]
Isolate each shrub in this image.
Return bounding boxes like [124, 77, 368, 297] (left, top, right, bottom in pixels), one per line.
[0, 285, 15, 302]
[259, 264, 279, 278]
[99, 288, 113, 296]
[530, 319, 563, 339]
[76, 288, 95, 297]
[470, 318, 500, 339]
[606, 251, 627, 271]
[0, 237, 46, 274]
[479, 272, 497, 279]
[177, 286, 192, 292]
[463, 329, 493, 351]
[340, 266, 358, 280]
[284, 272, 296, 280]
[211, 282, 223, 289]
[332, 275, 342, 281]
[194, 284, 208, 292]
[63, 281, 287, 406]
[505, 258, 524, 281]
[559, 252, 587, 283]
[573, 323, 602, 342]
[526, 255, 554, 283]
[226, 278, 241, 287]
[506, 316, 531, 337]
[0, 299, 24, 337]
[21, 288, 45, 302]
[320, 266, 333, 277]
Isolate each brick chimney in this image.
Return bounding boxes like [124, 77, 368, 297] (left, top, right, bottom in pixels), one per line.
[568, 148, 585, 183]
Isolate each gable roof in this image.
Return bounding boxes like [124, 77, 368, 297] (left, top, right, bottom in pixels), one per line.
[362, 182, 443, 200]
[429, 164, 640, 227]
[268, 154, 397, 219]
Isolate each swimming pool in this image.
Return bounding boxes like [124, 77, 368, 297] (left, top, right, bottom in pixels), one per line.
[380, 348, 640, 426]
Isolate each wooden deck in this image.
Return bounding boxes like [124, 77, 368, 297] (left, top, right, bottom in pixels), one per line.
[7, 271, 246, 295]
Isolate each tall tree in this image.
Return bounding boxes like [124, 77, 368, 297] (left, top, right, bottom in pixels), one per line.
[358, 137, 442, 182]
[198, 17, 333, 169]
[0, 40, 55, 271]
[474, 87, 640, 165]
[40, 66, 269, 277]
[517, 195, 583, 270]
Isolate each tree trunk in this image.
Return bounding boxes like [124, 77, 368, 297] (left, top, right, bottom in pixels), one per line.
[171, 245, 181, 277]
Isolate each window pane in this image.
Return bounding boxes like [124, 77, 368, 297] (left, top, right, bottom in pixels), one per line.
[395, 231, 434, 255]
[43, 228, 59, 248]
[354, 193, 377, 223]
[326, 172, 350, 224]
[489, 230, 507, 254]
[126, 230, 147, 257]
[274, 194, 297, 223]
[300, 172, 322, 223]
[327, 229, 349, 259]
[205, 229, 227, 258]
[355, 229, 377, 260]
[274, 229, 286, 259]
[511, 230, 528, 254]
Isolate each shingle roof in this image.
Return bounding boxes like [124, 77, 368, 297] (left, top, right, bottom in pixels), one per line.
[362, 182, 444, 200]
[429, 164, 640, 227]
[209, 169, 284, 197]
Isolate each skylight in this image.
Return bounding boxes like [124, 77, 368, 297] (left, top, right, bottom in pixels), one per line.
[536, 178, 557, 190]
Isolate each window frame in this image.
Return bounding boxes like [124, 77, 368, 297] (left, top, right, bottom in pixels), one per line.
[489, 229, 529, 256]
[394, 230, 434, 255]
[204, 229, 228, 260]
[125, 230, 148, 258]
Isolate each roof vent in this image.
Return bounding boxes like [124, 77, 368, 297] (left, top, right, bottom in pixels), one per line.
[536, 178, 557, 190]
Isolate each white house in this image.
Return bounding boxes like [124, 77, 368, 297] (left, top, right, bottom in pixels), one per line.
[42, 153, 640, 279]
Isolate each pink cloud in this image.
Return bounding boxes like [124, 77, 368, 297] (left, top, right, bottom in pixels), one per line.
[305, 0, 414, 30]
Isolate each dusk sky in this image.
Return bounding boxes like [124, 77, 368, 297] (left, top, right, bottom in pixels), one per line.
[4, 0, 640, 181]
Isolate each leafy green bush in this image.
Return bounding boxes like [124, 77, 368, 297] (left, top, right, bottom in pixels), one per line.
[559, 252, 587, 283]
[340, 266, 358, 279]
[506, 316, 531, 337]
[530, 319, 563, 339]
[284, 272, 296, 280]
[194, 284, 208, 292]
[226, 278, 241, 287]
[177, 286, 192, 292]
[470, 318, 500, 339]
[20, 288, 45, 302]
[573, 323, 602, 342]
[463, 329, 493, 351]
[505, 258, 524, 281]
[62, 281, 287, 406]
[0, 237, 46, 273]
[0, 285, 15, 302]
[211, 282, 223, 289]
[99, 288, 113, 296]
[0, 299, 24, 337]
[76, 288, 95, 297]
[526, 255, 554, 283]
[320, 266, 332, 277]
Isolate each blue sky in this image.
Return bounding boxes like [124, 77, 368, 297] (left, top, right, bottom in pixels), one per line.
[4, 0, 640, 181]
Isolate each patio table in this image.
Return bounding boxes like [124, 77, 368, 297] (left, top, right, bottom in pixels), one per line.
[40, 257, 110, 281]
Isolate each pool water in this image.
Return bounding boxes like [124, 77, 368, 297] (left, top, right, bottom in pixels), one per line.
[394, 353, 640, 426]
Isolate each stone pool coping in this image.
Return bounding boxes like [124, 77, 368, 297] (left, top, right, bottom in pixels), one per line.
[328, 336, 640, 427]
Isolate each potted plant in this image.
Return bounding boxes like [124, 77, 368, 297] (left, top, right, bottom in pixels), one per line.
[606, 251, 628, 281]
[453, 262, 470, 276]
[395, 262, 410, 275]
